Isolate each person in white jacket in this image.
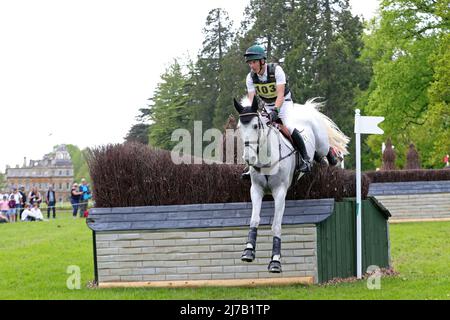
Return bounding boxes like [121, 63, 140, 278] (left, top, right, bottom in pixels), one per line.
[22, 203, 43, 222]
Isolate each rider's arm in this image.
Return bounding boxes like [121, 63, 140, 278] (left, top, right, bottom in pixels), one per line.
[274, 84, 285, 112]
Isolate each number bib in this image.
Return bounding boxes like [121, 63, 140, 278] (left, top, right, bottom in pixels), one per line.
[254, 82, 277, 100]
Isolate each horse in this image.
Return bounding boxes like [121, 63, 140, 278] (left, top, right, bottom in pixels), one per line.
[233, 97, 349, 273]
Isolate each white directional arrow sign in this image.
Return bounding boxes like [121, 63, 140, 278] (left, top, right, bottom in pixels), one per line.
[355, 114, 385, 135]
[354, 109, 385, 280]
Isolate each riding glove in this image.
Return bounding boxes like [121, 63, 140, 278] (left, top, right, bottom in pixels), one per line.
[269, 110, 280, 123]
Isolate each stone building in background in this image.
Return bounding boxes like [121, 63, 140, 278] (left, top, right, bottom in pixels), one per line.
[5, 145, 74, 202]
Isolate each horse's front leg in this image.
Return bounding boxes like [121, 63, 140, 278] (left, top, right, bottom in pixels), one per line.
[241, 183, 264, 263]
[268, 185, 288, 273]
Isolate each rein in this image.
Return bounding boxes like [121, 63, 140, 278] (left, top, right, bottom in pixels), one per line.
[240, 113, 297, 171]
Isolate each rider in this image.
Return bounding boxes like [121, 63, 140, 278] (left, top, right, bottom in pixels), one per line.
[241, 45, 312, 180]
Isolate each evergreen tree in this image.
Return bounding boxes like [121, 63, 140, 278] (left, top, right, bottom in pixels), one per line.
[124, 123, 150, 145]
[148, 60, 191, 150]
[191, 8, 234, 130]
[285, 0, 367, 168]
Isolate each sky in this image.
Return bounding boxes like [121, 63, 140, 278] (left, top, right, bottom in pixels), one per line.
[0, 0, 379, 172]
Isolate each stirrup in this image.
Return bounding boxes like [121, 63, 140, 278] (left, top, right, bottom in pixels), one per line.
[298, 159, 312, 173]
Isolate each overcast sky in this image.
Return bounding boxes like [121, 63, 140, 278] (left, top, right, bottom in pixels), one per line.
[0, 0, 379, 172]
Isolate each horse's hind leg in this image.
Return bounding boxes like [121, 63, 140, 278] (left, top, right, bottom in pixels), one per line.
[268, 185, 287, 273]
[241, 184, 264, 263]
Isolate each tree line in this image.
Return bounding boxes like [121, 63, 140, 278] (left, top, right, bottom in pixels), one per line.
[125, 0, 449, 170]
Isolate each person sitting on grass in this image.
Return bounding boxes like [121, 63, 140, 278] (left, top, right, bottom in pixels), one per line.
[21, 204, 34, 222]
[31, 203, 44, 221]
[22, 203, 44, 222]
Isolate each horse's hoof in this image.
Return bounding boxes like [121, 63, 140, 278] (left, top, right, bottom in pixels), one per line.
[268, 260, 282, 273]
[241, 249, 255, 262]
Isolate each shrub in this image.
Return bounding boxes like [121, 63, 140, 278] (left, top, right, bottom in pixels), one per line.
[87, 143, 370, 208]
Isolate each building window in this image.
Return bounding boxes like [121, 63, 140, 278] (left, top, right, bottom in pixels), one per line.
[59, 170, 62, 176]
[59, 183, 62, 190]
[66, 183, 70, 190]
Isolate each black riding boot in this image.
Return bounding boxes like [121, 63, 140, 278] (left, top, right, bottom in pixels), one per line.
[268, 237, 282, 273]
[241, 227, 257, 262]
[291, 129, 311, 173]
[241, 166, 251, 181]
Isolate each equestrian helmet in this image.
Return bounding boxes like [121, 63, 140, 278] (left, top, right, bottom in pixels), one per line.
[244, 45, 266, 62]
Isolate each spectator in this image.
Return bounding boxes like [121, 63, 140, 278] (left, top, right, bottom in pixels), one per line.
[21, 204, 34, 221]
[70, 183, 83, 218]
[45, 186, 56, 219]
[0, 195, 10, 222]
[30, 203, 44, 221]
[22, 203, 43, 222]
[0, 212, 7, 223]
[78, 178, 91, 218]
[18, 186, 27, 219]
[9, 188, 22, 223]
[7, 193, 16, 222]
[28, 187, 42, 206]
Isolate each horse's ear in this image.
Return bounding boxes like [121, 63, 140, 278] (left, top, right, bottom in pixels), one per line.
[251, 97, 258, 112]
[233, 98, 244, 114]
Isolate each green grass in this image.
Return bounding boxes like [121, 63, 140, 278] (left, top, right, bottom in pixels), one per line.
[0, 213, 449, 300]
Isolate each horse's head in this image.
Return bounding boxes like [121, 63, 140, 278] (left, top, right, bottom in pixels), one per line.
[234, 97, 264, 167]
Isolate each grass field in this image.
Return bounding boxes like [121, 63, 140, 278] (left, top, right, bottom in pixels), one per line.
[0, 211, 449, 300]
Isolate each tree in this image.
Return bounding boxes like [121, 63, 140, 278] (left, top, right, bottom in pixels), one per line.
[359, 0, 448, 169]
[425, 33, 450, 167]
[66, 144, 90, 183]
[148, 60, 192, 150]
[285, 0, 367, 168]
[0, 172, 6, 190]
[190, 8, 234, 131]
[124, 123, 150, 145]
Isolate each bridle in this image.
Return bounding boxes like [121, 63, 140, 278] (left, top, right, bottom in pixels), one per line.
[239, 112, 297, 171]
[240, 112, 265, 159]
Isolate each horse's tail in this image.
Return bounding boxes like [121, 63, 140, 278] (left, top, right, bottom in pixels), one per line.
[301, 99, 350, 156]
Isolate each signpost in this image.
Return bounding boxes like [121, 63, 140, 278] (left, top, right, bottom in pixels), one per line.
[354, 109, 384, 279]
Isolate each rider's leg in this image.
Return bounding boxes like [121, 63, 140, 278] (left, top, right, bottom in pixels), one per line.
[291, 129, 312, 173]
[277, 101, 311, 173]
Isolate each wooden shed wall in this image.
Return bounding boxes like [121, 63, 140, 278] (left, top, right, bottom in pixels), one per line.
[316, 199, 390, 283]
